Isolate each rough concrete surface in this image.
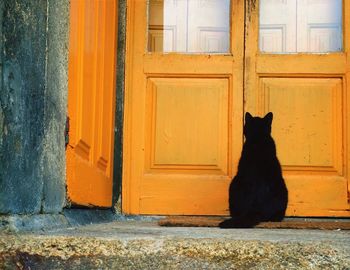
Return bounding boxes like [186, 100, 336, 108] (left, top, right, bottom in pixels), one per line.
[1, 220, 349, 269]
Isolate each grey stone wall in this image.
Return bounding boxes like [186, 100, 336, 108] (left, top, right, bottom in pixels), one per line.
[42, 0, 69, 213]
[0, 0, 69, 214]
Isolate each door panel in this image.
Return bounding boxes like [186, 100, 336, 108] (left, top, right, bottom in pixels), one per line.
[260, 78, 342, 171]
[147, 78, 228, 172]
[246, 0, 350, 216]
[123, 0, 244, 215]
[67, 0, 117, 207]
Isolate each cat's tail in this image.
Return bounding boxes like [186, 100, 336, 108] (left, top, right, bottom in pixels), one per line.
[219, 217, 260, 229]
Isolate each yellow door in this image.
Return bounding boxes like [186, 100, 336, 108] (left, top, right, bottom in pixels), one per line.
[67, 0, 117, 207]
[245, 0, 350, 217]
[124, 0, 350, 217]
[123, 0, 244, 215]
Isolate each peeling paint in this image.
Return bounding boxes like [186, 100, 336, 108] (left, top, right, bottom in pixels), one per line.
[246, 0, 257, 21]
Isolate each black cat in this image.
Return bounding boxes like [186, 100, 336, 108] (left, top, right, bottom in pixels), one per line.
[219, 112, 288, 228]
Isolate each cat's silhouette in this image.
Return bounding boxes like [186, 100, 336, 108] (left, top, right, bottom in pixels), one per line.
[219, 112, 288, 228]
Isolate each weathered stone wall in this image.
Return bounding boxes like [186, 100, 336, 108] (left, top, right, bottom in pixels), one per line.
[0, 0, 69, 214]
[42, 0, 69, 213]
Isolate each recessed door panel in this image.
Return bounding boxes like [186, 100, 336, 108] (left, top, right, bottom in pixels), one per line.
[146, 77, 229, 173]
[260, 78, 343, 171]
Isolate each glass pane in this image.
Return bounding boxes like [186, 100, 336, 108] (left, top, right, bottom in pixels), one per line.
[148, 0, 230, 53]
[259, 0, 342, 53]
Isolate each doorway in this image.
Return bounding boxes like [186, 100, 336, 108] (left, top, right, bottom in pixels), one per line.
[123, 0, 350, 217]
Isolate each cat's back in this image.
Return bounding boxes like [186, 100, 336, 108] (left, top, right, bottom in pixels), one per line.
[239, 137, 278, 166]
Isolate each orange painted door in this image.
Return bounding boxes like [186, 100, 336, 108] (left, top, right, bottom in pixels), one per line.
[67, 0, 117, 207]
[245, 0, 350, 217]
[124, 0, 350, 217]
[123, 0, 245, 215]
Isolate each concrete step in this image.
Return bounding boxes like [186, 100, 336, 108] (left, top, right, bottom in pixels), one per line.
[1, 220, 349, 269]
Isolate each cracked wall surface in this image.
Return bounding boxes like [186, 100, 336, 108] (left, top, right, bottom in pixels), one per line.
[0, 0, 69, 214]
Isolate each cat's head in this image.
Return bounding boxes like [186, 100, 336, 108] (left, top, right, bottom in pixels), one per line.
[244, 112, 273, 141]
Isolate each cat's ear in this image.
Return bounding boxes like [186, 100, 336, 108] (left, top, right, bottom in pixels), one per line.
[264, 112, 273, 125]
[245, 112, 253, 123]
